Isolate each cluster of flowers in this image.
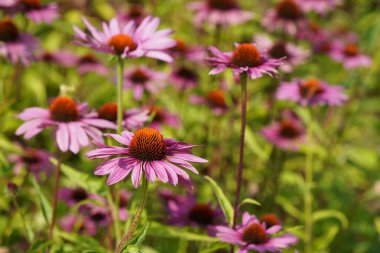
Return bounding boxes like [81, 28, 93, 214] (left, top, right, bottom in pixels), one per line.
[4, 0, 372, 252]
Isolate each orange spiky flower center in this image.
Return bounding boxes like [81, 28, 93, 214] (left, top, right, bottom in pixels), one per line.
[299, 78, 324, 99]
[279, 120, 299, 139]
[276, 0, 303, 20]
[231, 44, 262, 67]
[108, 34, 137, 55]
[98, 102, 118, 122]
[49, 96, 79, 122]
[129, 128, 167, 161]
[344, 44, 359, 57]
[241, 223, 269, 244]
[261, 213, 281, 228]
[206, 89, 227, 108]
[207, 0, 238, 10]
[188, 204, 215, 226]
[0, 19, 19, 42]
[130, 68, 149, 83]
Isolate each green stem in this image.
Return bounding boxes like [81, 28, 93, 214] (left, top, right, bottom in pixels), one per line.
[304, 110, 314, 253]
[115, 177, 149, 253]
[117, 58, 125, 134]
[49, 155, 62, 240]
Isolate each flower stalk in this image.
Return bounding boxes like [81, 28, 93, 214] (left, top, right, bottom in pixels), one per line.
[115, 177, 149, 253]
[117, 58, 125, 134]
[49, 155, 62, 240]
[232, 73, 248, 227]
[304, 110, 314, 253]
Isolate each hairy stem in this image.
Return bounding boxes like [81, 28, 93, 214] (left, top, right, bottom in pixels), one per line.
[115, 177, 149, 253]
[49, 156, 62, 240]
[304, 110, 314, 253]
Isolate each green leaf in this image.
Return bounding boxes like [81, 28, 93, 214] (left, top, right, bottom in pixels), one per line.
[148, 222, 219, 243]
[276, 196, 303, 220]
[31, 177, 52, 225]
[314, 224, 340, 250]
[204, 176, 234, 225]
[122, 223, 150, 253]
[27, 239, 52, 253]
[199, 242, 228, 253]
[313, 209, 349, 229]
[51, 158, 103, 192]
[239, 198, 261, 209]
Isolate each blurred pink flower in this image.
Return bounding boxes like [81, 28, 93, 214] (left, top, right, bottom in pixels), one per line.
[97, 102, 149, 130]
[0, 18, 38, 65]
[86, 128, 207, 188]
[276, 78, 347, 106]
[74, 16, 176, 61]
[76, 53, 109, 75]
[16, 96, 116, 154]
[169, 38, 205, 62]
[207, 43, 284, 79]
[188, 0, 252, 27]
[170, 66, 199, 90]
[300, 0, 342, 14]
[9, 148, 53, 180]
[262, 0, 307, 36]
[123, 66, 167, 100]
[148, 106, 180, 130]
[39, 50, 78, 67]
[216, 212, 298, 253]
[160, 190, 225, 235]
[330, 43, 372, 69]
[254, 34, 309, 73]
[118, 4, 146, 26]
[261, 112, 306, 151]
[190, 89, 229, 115]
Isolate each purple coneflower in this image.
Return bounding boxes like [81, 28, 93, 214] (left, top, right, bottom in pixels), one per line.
[160, 190, 225, 235]
[170, 66, 199, 90]
[190, 89, 229, 115]
[74, 16, 176, 62]
[216, 212, 298, 253]
[76, 53, 109, 75]
[123, 66, 166, 100]
[10, 148, 53, 180]
[254, 34, 309, 73]
[261, 112, 306, 151]
[188, 0, 252, 27]
[276, 78, 347, 106]
[86, 127, 207, 188]
[148, 106, 180, 130]
[16, 96, 116, 154]
[97, 102, 149, 130]
[262, 0, 307, 36]
[169, 38, 205, 62]
[59, 187, 89, 207]
[0, 18, 38, 64]
[118, 4, 146, 25]
[207, 43, 284, 79]
[300, 0, 342, 14]
[330, 43, 372, 69]
[17, 0, 59, 23]
[260, 213, 282, 228]
[39, 50, 78, 68]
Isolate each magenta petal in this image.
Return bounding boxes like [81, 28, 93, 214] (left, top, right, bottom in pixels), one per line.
[131, 163, 143, 188]
[56, 124, 70, 152]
